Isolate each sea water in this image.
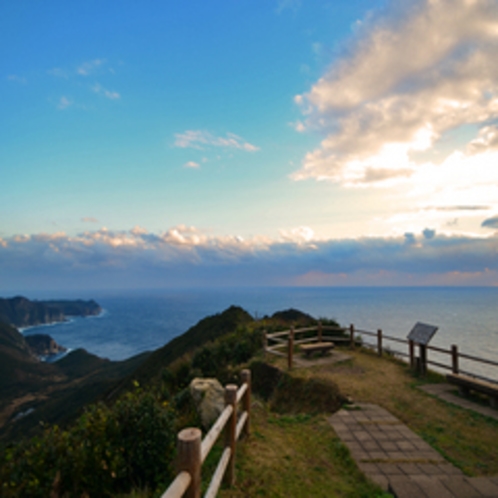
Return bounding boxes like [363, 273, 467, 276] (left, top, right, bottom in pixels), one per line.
[21, 287, 498, 380]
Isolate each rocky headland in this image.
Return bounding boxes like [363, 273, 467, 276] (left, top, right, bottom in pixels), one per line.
[0, 296, 102, 328]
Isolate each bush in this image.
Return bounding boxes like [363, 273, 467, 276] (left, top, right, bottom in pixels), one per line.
[0, 389, 176, 497]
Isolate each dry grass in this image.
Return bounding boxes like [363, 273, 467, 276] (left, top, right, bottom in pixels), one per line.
[271, 347, 498, 476]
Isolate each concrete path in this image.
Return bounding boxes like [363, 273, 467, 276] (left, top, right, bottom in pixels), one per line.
[328, 403, 498, 497]
[419, 383, 498, 421]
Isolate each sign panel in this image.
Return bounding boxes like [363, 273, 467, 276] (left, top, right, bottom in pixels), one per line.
[407, 322, 438, 345]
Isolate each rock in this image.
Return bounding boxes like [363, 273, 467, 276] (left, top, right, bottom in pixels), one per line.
[189, 378, 225, 428]
[25, 334, 67, 359]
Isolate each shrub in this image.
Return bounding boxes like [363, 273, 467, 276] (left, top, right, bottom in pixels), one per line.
[0, 389, 176, 497]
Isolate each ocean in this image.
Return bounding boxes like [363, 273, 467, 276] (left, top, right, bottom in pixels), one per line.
[21, 287, 498, 381]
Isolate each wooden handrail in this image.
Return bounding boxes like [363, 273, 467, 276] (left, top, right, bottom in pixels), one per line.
[161, 369, 251, 498]
[264, 323, 498, 383]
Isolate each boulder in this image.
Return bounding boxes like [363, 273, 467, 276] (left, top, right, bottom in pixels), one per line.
[189, 378, 225, 428]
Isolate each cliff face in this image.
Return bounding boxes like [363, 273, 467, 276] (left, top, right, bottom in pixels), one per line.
[24, 334, 67, 358]
[0, 297, 102, 328]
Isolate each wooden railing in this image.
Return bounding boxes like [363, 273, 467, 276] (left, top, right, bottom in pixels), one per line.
[265, 324, 498, 384]
[161, 369, 251, 498]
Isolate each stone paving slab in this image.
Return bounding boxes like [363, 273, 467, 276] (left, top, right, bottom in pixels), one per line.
[419, 383, 498, 421]
[328, 403, 498, 497]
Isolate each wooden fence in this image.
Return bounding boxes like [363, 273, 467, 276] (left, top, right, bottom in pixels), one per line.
[265, 324, 498, 384]
[161, 369, 251, 498]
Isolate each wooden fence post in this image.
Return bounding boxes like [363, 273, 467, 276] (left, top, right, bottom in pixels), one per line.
[263, 330, 267, 354]
[420, 344, 427, 376]
[288, 326, 294, 369]
[177, 428, 202, 498]
[318, 321, 322, 343]
[224, 384, 237, 486]
[409, 340, 415, 369]
[349, 324, 355, 350]
[451, 344, 459, 374]
[241, 369, 251, 437]
[377, 329, 383, 356]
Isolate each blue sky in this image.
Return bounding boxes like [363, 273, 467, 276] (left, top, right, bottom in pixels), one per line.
[2, 0, 498, 292]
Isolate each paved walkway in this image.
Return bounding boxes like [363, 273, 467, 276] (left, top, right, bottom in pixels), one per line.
[419, 383, 498, 421]
[328, 403, 498, 497]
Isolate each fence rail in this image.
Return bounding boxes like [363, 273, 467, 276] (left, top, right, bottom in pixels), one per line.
[161, 369, 251, 498]
[265, 323, 498, 384]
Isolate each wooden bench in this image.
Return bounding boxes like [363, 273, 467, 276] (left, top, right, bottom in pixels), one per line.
[300, 342, 335, 358]
[446, 373, 498, 409]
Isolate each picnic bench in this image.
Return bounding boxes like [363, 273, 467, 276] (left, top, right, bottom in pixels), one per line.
[446, 373, 498, 409]
[300, 341, 335, 358]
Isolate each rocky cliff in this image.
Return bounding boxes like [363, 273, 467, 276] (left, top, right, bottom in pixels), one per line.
[0, 296, 101, 328]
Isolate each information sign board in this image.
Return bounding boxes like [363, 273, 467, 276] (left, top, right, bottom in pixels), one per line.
[407, 322, 438, 345]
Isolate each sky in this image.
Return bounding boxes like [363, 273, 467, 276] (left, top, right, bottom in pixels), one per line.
[2, 0, 498, 292]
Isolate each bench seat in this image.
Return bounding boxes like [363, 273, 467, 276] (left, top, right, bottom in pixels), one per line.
[300, 341, 335, 357]
[446, 373, 498, 409]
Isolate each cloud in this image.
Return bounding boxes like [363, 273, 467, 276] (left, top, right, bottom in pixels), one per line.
[184, 161, 200, 169]
[47, 68, 69, 79]
[293, 0, 498, 187]
[1, 226, 498, 290]
[77, 59, 106, 76]
[81, 217, 99, 223]
[174, 130, 260, 152]
[276, 0, 301, 14]
[482, 215, 498, 229]
[92, 83, 120, 100]
[57, 96, 72, 110]
[7, 74, 27, 84]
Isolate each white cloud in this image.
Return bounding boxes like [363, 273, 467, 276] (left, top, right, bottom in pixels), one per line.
[47, 68, 69, 79]
[184, 161, 200, 169]
[174, 130, 260, 152]
[77, 59, 106, 76]
[57, 96, 72, 110]
[280, 226, 316, 245]
[92, 83, 120, 100]
[2, 227, 498, 288]
[276, 0, 301, 14]
[294, 0, 498, 189]
[81, 217, 99, 223]
[7, 74, 27, 84]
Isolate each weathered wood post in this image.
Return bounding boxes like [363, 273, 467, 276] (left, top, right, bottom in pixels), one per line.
[349, 324, 355, 350]
[318, 320, 322, 343]
[288, 326, 294, 369]
[451, 344, 459, 374]
[263, 330, 267, 355]
[377, 329, 383, 356]
[419, 344, 427, 376]
[241, 369, 251, 437]
[409, 340, 415, 369]
[177, 428, 202, 498]
[224, 384, 238, 486]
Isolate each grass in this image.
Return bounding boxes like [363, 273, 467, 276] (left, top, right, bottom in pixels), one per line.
[127, 346, 498, 497]
[217, 402, 389, 498]
[270, 346, 498, 476]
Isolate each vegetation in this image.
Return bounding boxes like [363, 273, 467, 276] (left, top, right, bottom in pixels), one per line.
[0, 388, 176, 497]
[1, 305, 497, 497]
[269, 346, 498, 476]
